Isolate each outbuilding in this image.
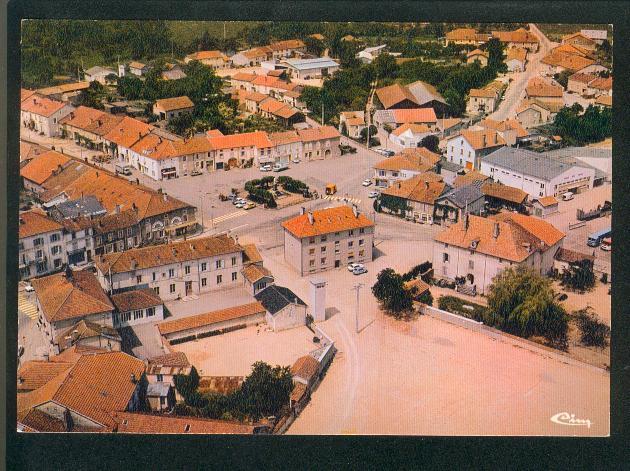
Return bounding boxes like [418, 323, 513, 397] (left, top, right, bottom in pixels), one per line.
[255, 285, 307, 332]
[532, 196, 559, 218]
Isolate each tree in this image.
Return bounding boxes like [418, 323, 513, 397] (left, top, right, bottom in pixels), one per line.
[378, 193, 410, 216]
[420, 134, 440, 153]
[238, 361, 294, 421]
[553, 70, 572, 89]
[304, 36, 325, 56]
[372, 53, 399, 80]
[174, 366, 200, 403]
[560, 258, 595, 292]
[76, 81, 106, 110]
[168, 112, 196, 136]
[372, 268, 414, 316]
[485, 266, 568, 348]
[359, 125, 378, 144]
[574, 308, 610, 348]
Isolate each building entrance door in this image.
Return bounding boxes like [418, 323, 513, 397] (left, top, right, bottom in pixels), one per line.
[335, 260, 340, 268]
[185, 281, 192, 296]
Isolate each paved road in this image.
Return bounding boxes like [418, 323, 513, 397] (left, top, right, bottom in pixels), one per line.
[488, 24, 555, 121]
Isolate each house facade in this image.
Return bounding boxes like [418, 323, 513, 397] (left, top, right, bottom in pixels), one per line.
[256, 285, 308, 332]
[282, 206, 375, 276]
[110, 288, 165, 328]
[19, 211, 66, 280]
[21, 94, 75, 137]
[153, 96, 195, 121]
[445, 129, 506, 170]
[296, 126, 341, 161]
[282, 58, 340, 79]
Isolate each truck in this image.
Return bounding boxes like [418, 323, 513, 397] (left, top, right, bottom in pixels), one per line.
[115, 163, 133, 176]
[587, 227, 611, 247]
[272, 163, 288, 172]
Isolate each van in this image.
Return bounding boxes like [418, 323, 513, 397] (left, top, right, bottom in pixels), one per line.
[561, 192, 574, 201]
[272, 163, 288, 172]
[115, 164, 133, 176]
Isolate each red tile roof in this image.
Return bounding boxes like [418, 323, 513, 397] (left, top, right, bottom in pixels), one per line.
[18, 210, 63, 238]
[291, 355, 319, 382]
[392, 108, 437, 124]
[526, 78, 564, 98]
[207, 130, 273, 150]
[381, 174, 447, 204]
[112, 412, 261, 434]
[103, 116, 154, 149]
[157, 301, 266, 335]
[490, 212, 565, 247]
[20, 150, 71, 185]
[481, 182, 528, 204]
[154, 96, 194, 111]
[296, 125, 340, 142]
[110, 288, 163, 312]
[17, 361, 74, 392]
[186, 50, 226, 61]
[282, 205, 374, 239]
[21, 94, 69, 117]
[535, 195, 559, 207]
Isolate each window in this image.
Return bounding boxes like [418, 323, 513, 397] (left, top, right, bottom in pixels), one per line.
[359, 228, 365, 234]
[443, 253, 449, 263]
[217, 274, 223, 284]
[96, 236, 102, 245]
[33, 237, 43, 246]
[201, 277, 207, 287]
[127, 227, 133, 236]
[185, 265, 191, 275]
[154, 287, 160, 295]
[156, 374, 163, 382]
[349, 230, 354, 236]
[309, 259, 315, 267]
[216, 259, 225, 269]
[359, 249, 365, 257]
[359, 239, 364, 246]
[120, 312, 132, 323]
[321, 235, 327, 242]
[169, 268, 175, 278]
[468, 260, 474, 269]
[51, 245, 61, 255]
[36, 249, 43, 259]
[309, 237, 315, 244]
[321, 246, 326, 253]
[321, 257, 326, 265]
[232, 272, 238, 281]
[231, 256, 237, 266]
[50, 233, 59, 242]
[201, 262, 207, 271]
[146, 307, 155, 318]
[152, 272, 156, 281]
[117, 241, 124, 251]
[133, 310, 143, 320]
[348, 241, 354, 247]
[118, 230, 124, 238]
[53, 259, 62, 268]
[107, 233, 113, 242]
[309, 248, 315, 255]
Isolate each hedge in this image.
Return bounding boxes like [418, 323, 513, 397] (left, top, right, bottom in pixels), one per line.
[437, 295, 487, 322]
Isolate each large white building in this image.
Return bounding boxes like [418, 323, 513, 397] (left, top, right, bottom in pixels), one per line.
[480, 147, 595, 198]
[282, 58, 340, 79]
[19, 211, 66, 280]
[95, 235, 247, 301]
[21, 92, 74, 137]
[433, 213, 565, 295]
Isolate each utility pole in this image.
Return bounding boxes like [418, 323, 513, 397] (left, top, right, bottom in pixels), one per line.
[352, 283, 363, 333]
[321, 102, 324, 125]
[199, 194, 205, 233]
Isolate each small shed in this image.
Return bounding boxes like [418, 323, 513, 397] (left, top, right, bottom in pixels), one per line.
[532, 196, 559, 218]
[255, 285, 307, 332]
[147, 382, 175, 412]
[242, 264, 274, 295]
[554, 247, 595, 273]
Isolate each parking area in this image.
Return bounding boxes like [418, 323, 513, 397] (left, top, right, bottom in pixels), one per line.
[172, 324, 317, 377]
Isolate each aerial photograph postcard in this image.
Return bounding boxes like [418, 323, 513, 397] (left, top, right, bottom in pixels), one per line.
[16, 19, 611, 435]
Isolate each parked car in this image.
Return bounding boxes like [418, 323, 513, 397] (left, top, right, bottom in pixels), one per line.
[291, 157, 301, 164]
[227, 194, 237, 201]
[244, 202, 257, 210]
[368, 190, 379, 198]
[190, 169, 202, 176]
[348, 263, 365, 272]
[236, 202, 246, 208]
[260, 164, 272, 172]
[383, 149, 395, 157]
[24, 284, 34, 293]
[362, 179, 372, 187]
[353, 266, 368, 275]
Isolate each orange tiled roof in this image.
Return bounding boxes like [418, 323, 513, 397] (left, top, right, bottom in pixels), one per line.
[95, 234, 242, 274]
[269, 39, 305, 51]
[110, 288, 163, 313]
[595, 95, 612, 107]
[173, 135, 214, 155]
[242, 264, 274, 283]
[36, 81, 90, 96]
[154, 96, 194, 112]
[242, 243, 263, 265]
[446, 28, 479, 41]
[490, 212, 565, 247]
[392, 108, 437, 124]
[130, 132, 179, 161]
[481, 181, 528, 204]
[553, 43, 593, 58]
[20, 150, 71, 185]
[467, 49, 489, 58]
[391, 122, 431, 137]
[452, 169, 490, 188]
[568, 72, 599, 84]
[458, 129, 506, 150]
[112, 411, 260, 434]
[562, 32, 596, 44]
[492, 28, 539, 44]
[259, 97, 288, 114]
[506, 46, 527, 62]
[435, 214, 561, 262]
[469, 88, 497, 98]
[589, 76, 612, 91]
[207, 130, 273, 150]
[206, 129, 224, 138]
[376, 83, 418, 109]
[526, 78, 564, 98]
[296, 125, 340, 142]
[536, 195, 559, 207]
[31, 270, 114, 323]
[438, 117, 462, 130]
[478, 118, 528, 138]
[241, 46, 272, 59]
[381, 173, 447, 204]
[252, 75, 283, 87]
[231, 72, 258, 82]
[242, 90, 269, 103]
[269, 130, 301, 146]
[17, 361, 74, 392]
[21, 88, 37, 102]
[540, 52, 595, 72]
[103, 116, 154, 149]
[147, 351, 191, 369]
[18, 210, 63, 238]
[157, 301, 266, 335]
[282, 205, 374, 239]
[291, 355, 319, 382]
[59, 106, 107, 130]
[374, 147, 441, 172]
[187, 50, 226, 61]
[21, 94, 68, 117]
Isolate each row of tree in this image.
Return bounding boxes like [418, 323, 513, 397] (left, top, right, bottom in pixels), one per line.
[552, 103, 612, 146]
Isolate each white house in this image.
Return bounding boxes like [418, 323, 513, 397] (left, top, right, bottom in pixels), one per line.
[84, 66, 117, 84]
[389, 123, 435, 148]
[356, 44, 388, 63]
[505, 47, 528, 72]
[433, 213, 565, 295]
[373, 148, 441, 188]
[255, 285, 308, 332]
[282, 58, 340, 79]
[466, 88, 498, 115]
[480, 147, 595, 198]
[21, 94, 74, 137]
[19, 211, 66, 280]
[95, 235, 248, 301]
[445, 129, 506, 170]
[269, 131, 304, 166]
[110, 288, 164, 328]
[339, 111, 366, 138]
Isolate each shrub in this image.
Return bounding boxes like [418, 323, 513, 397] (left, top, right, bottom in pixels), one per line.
[575, 309, 610, 348]
[437, 295, 487, 322]
[372, 268, 414, 317]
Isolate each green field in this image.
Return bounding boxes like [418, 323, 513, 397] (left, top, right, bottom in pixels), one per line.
[168, 21, 256, 46]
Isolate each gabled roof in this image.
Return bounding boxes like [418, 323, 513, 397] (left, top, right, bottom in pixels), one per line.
[438, 117, 462, 131]
[157, 301, 266, 335]
[54, 195, 107, 219]
[269, 130, 302, 146]
[568, 72, 599, 84]
[283, 57, 340, 70]
[36, 81, 90, 96]
[595, 95, 612, 107]
[481, 181, 528, 204]
[469, 88, 497, 98]
[467, 49, 489, 58]
[55, 319, 121, 346]
[186, 50, 226, 61]
[552, 43, 593, 58]
[492, 28, 539, 44]
[291, 355, 319, 382]
[535, 195, 559, 207]
[21, 94, 69, 117]
[231, 72, 258, 82]
[540, 51, 595, 72]
[554, 247, 595, 264]
[17, 361, 74, 392]
[21, 88, 38, 102]
[18, 210, 63, 238]
[282, 205, 373, 239]
[483, 147, 587, 181]
[491, 212, 565, 247]
[103, 116, 154, 149]
[269, 39, 306, 51]
[84, 66, 116, 76]
[31, 270, 114, 323]
[207, 130, 273, 149]
[96, 235, 242, 274]
[562, 32, 597, 45]
[112, 412, 261, 434]
[407, 80, 446, 106]
[242, 90, 269, 103]
[154, 96, 194, 111]
[254, 284, 306, 315]
[446, 28, 480, 41]
[526, 78, 564, 98]
[453, 129, 506, 151]
[506, 46, 528, 62]
[147, 351, 191, 375]
[477, 118, 528, 138]
[381, 173, 448, 204]
[452, 169, 490, 188]
[376, 83, 419, 109]
[374, 147, 441, 172]
[391, 108, 437, 124]
[20, 150, 71, 185]
[242, 243, 263, 265]
[128, 61, 148, 70]
[436, 179, 485, 208]
[589, 76, 612, 91]
[242, 264, 274, 284]
[110, 288, 163, 313]
[391, 123, 432, 137]
[296, 125, 340, 142]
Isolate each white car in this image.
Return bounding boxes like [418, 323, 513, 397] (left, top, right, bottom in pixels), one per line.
[24, 284, 34, 293]
[353, 266, 368, 275]
[347, 263, 365, 272]
[362, 179, 372, 187]
[291, 157, 301, 164]
[368, 190, 379, 198]
[236, 202, 246, 208]
[260, 164, 272, 172]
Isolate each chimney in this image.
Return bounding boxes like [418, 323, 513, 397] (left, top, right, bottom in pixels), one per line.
[492, 221, 500, 239]
[163, 193, 168, 202]
[43, 353, 49, 362]
[70, 111, 75, 119]
[463, 213, 469, 230]
[158, 188, 163, 194]
[115, 204, 120, 214]
[352, 205, 359, 218]
[81, 191, 84, 201]
[96, 171, 99, 177]
[97, 119, 102, 126]
[131, 373, 137, 384]
[425, 181, 429, 189]
[522, 242, 531, 252]
[307, 211, 314, 225]
[132, 202, 137, 213]
[494, 132, 498, 144]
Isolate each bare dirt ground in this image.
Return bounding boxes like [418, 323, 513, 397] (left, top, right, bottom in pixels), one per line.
[172, 324, 317, 377]
[288, 312, 609, 436]
[588, 138, 612, 149]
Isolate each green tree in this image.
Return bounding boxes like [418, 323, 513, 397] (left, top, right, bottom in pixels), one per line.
[372, 268, 414, 316]
[174, 365, 200, 403]
[485, 266, 569, 348]
[372, 53, 399, 80]
[560, 258, 596, 292]
[304, 36, 325, 56]
[553, 70, 572, 89]
[574, 308, 610, 348]
[378, 193, 410, 216]
[76, 81, 106, 110]
[239, 361, 294, 421]
[420, 134, 440, 153]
